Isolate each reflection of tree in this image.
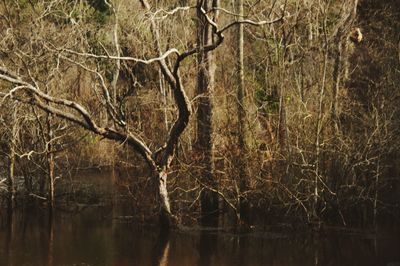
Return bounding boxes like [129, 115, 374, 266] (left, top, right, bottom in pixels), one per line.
[47, 211, 54, 266]
[152, 230, 170, 266]
[197, 231, 217, 266]
[4, 207, 13, 266]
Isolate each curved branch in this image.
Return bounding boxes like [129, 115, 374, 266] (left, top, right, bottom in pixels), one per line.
[152, 6, 194, 20]
[174, 4, 283, 71]
[60, 55, 125, 126]
[140, 0, 192, 168]
[218, 16, 284, 34]
[0, 70, 156, 169]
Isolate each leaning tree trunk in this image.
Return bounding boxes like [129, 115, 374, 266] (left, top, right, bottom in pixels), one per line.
[196, 0, 219, 227]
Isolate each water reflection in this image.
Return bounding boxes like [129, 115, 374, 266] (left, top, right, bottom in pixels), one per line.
[3, 206, 12, 266]
[197, 230, 217, 266]
[152, 230, 170, 266]
[1, 208, 399, 266]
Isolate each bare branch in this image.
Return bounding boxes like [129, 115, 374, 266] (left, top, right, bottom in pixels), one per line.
[218, 16, 284, 34]
[0, 68, 156, 170]
[152, 6, 194, 20]
[59, 55, 125, 126]
[60, 47, 179, 65]
[140, 0, 192, 168]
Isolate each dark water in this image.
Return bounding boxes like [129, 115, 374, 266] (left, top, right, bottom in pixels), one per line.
[0, 208, 399, 266]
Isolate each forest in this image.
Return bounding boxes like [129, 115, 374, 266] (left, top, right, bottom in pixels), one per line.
[0, 0, 399, 233]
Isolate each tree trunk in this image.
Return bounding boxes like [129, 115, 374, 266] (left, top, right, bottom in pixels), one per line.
[157, 170, 173, 230]
[196, 0, 219, 227]
[332, 38, 344, 128]
[46, 112, 55, 209]
[314, 28, 329, 219]
[234, 0, 250, 224]
[7, 104, 18, 209]
[47, 149, 55, 209]
[7, 142, 15, 209]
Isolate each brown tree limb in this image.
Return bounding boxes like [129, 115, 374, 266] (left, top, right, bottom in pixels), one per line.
[0, 70, 156, 170]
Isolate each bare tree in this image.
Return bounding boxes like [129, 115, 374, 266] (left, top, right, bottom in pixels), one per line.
[0, 0, 283, 229]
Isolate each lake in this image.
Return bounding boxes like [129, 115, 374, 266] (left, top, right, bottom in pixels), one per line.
[0, 206, 399, 266]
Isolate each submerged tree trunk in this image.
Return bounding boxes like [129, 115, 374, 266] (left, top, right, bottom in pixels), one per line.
[196, 0, 219, 226]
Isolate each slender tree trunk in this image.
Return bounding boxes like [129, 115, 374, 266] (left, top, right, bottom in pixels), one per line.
[330, 34, 344, 191]
[234, 0, 249, 224]
[196, 0, 219, 226]
[8, 141, 15, 209]
[314, 16, 329, 219]
[8, 143, 15, 205]
[46, 112, 55, 209]
[372, 108, 381, 226]
[7, 104, 18, 209]
[373, 157, 380, 226]
[332, 38, 344, 128]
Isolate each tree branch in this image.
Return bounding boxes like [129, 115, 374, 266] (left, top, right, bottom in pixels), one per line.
[140, 0, 192, 168]
[60, 47, 179, 65]
[0, 69, 156, 170]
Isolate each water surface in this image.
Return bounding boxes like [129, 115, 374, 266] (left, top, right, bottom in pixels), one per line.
[0, 208, 399, 266]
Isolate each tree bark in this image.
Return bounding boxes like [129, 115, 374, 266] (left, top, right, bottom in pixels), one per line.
[157, 170, 173, 230]
[196, 0, 219, 227]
